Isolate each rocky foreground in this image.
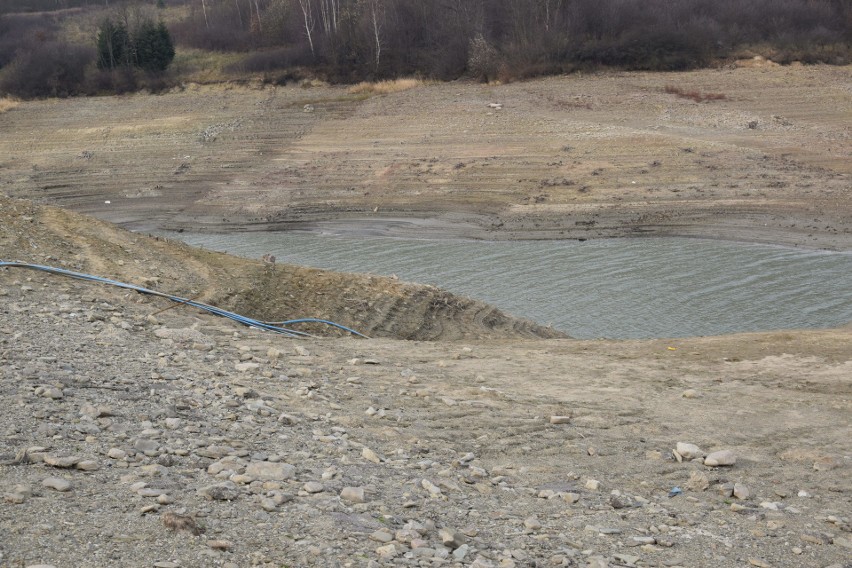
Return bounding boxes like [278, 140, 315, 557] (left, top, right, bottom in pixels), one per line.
[2, 61, 851, 568]
[2, 255, 851, 568]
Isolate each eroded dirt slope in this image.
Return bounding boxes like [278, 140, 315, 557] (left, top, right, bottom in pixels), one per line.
[0, 197, 562, 341]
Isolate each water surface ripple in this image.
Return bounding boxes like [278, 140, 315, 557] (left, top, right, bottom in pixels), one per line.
[172, 232, 852, 339]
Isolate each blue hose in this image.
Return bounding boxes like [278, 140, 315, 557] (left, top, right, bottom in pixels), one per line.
[0, 261, 368, 339]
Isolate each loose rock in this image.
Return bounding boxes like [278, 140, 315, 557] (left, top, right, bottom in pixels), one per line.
[245, 461, 295, 481]
[198, 481, 240, 501]
[340, 487, 366, 504]
[42, 477, 72, 492]
[705, 450, 737, 467]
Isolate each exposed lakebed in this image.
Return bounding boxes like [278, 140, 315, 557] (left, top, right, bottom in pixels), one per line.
[167, 231, 852, 339]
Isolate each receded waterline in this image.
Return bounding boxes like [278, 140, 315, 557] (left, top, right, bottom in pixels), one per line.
[164, 231, 852, 339]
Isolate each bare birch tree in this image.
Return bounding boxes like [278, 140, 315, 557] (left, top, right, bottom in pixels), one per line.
[366, 0, 383, 71]
[235, 0, 243, 28]
[254, 0, 263, 33]
[319, 0, 340, 35]
[298, 0, 316, 56]
[201, 0, 210, 29]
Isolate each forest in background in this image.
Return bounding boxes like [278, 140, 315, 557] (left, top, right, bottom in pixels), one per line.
[1, 0, 851, 98]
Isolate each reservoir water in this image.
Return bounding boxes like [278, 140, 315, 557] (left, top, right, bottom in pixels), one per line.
[170, 231, 852, 339]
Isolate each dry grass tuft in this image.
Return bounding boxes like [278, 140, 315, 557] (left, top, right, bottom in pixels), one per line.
[0, 98, 20, 114]
[348, 78, 426, 95]
[664, 85, 727, 103]
[162, 512, 201, 535]
[169, 49, 246, 84]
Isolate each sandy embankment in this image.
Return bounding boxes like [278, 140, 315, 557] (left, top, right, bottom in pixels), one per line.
[0, 64, 850, 250]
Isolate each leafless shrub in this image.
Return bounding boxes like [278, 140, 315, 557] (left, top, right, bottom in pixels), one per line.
[467, 34, 499, 82]
[0, 40, 93, 98]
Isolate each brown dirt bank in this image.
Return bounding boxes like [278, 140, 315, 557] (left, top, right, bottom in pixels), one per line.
[0, 197, 562, 341]
[1, 64, 850, 250]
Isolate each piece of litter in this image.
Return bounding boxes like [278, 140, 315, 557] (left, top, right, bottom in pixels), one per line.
[668, 486, 683, 498]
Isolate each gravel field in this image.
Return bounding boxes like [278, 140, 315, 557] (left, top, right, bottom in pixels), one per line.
[1, 200, 851, 568]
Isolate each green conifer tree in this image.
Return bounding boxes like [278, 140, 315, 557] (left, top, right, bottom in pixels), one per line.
[133, 21, 175, 72]
[96, 19, 130, 70]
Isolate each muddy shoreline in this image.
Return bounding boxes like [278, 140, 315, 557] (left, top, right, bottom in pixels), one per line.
[3, 65, 850, 253]
[134, 204, 851, 252]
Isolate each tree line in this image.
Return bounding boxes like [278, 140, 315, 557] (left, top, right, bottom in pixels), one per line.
[97, 17, 174, 72]
[174, 0, 852, 81]
[1, 0, 850, 98]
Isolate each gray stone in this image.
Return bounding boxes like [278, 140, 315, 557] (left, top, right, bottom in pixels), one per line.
[4, 492, 27, 504]
[340, 486, 366, 504]
[439, 528, 466, 549]
[370, 529, 394, 543]
[154, 327, 213, 348]
[421, 479, 443, 497]
[705, 450, 737, 467]
[524, 516, 542, 530]
[133, 439, 159, 454]
[375, 544, 399, 559]
[80, 404, 112, 418]
[245, 461, 295, 481]
[471, 556, 496, 568]
[42, 477, 72, 492]
[685, 470, 710, 491]
[412, 547, 436, 558]
[197, 445, 233, 459]
[362, 447, 382, 463]
[42, 388, 63, 400]
[733, 483, 750, 499]
[676, 442, 702, 460]
[43, 455, 81, 468]
[198, 481, 240, 501]
[453, 544, 470, 561]
[75, 459, 100, 471]
[107, 448, 126, 460]
[562, 492, 581, 504]
[613, 553, 640, 567]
